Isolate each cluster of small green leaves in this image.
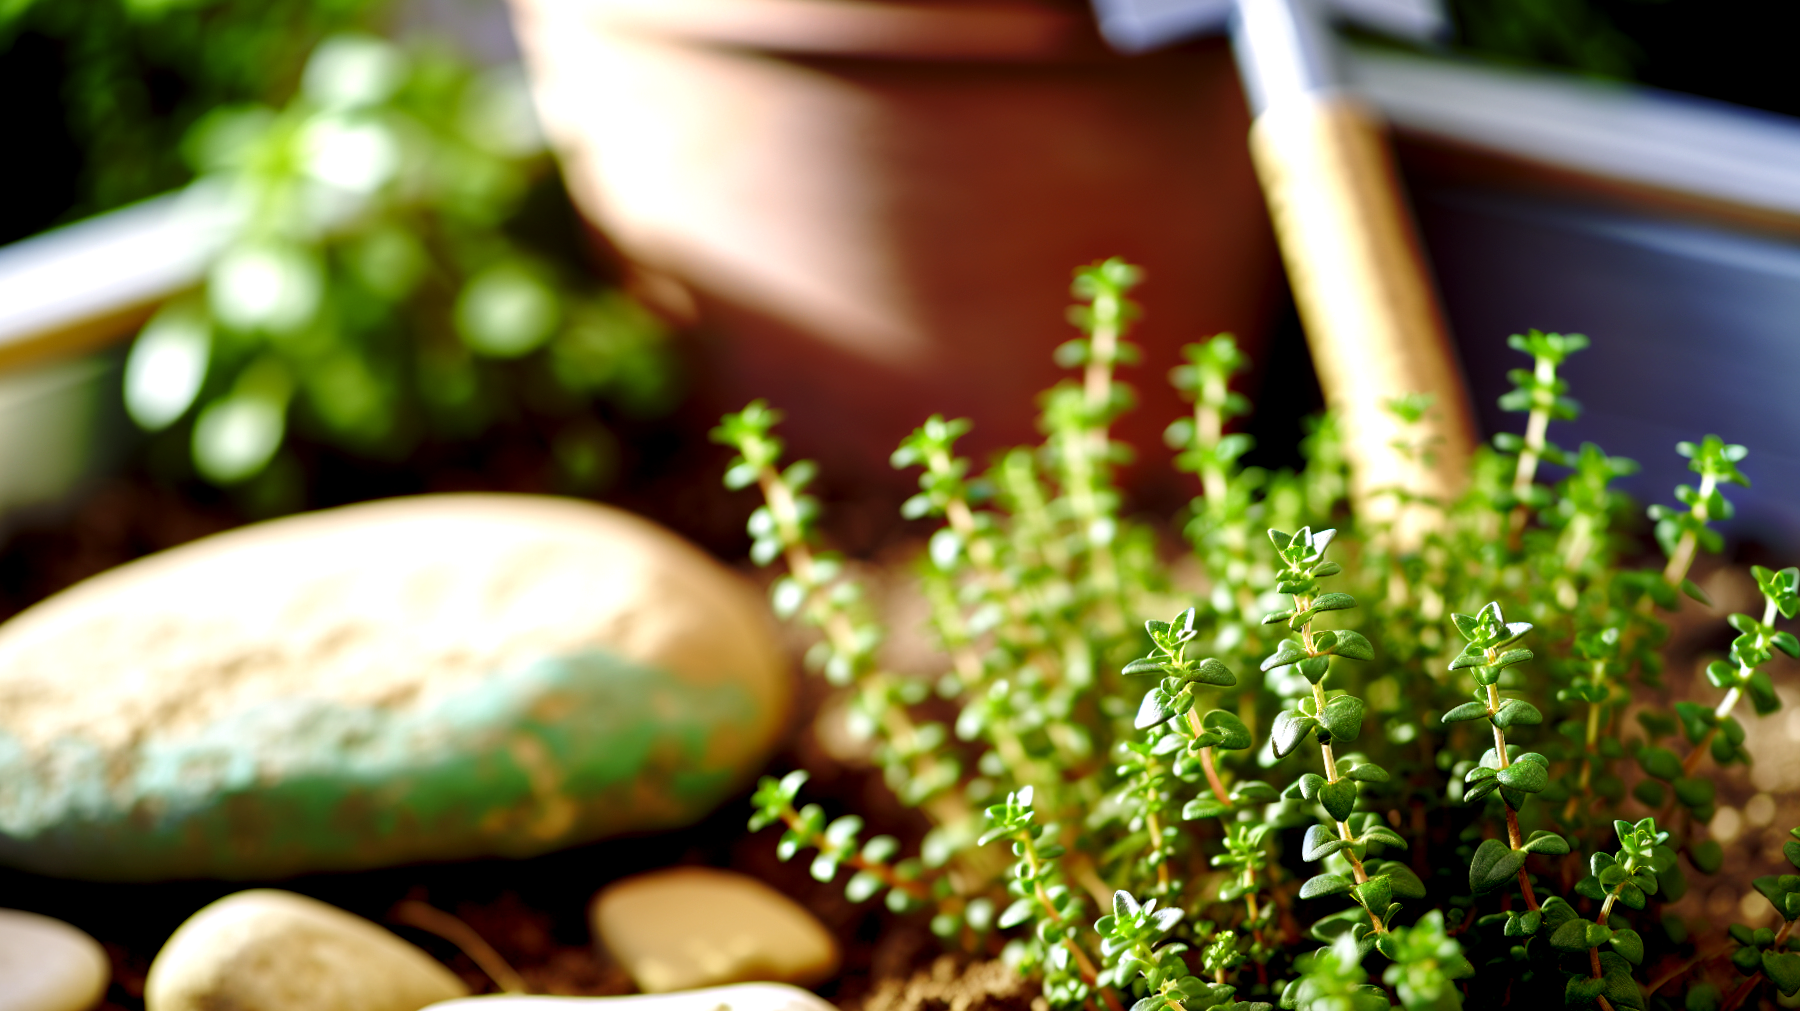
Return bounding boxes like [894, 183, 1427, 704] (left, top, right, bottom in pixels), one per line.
[1551, 820, 1666, 1007]
[1164, 335, 1330, 695]
[748, 770, 929, 912]
[713, 403, 960, 811]
[1693, 565, 1800, 732]
[1412, 339, 1800, 1010]
[979, 787, 1099, 1009]
[1120, 607, 1270, 905]
[1096, 889, 1268, 1011]
[1494, 330, 1585, 517]
[1282, 911, 1474, 1011]
[1258, 530, 1425, 963]
[715, 402, 870, 670]
[1443, 602, 1567, 907]
[1167, 338, 1260, 633]
[1719, 828, 1800, 1006]
[722, 258, 1798, 1011]
[724, 261, 1290, 1005]
[1649, 437, 1749, 589]
[123, 32, 674, 498]
[1551, 625, 1626, 828]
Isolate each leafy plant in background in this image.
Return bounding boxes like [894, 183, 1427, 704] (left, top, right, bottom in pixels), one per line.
[1, 0, 382, 227]
[723, 257, 1800, 1010]
[1444, 0, 1641, 80]
[120, 33, 676, 503]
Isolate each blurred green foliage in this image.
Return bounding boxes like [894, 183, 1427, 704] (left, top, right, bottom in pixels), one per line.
[1446, 0, 1643, 79]
[120, 33, 677, 501]
[1, 0, 379, 217]
[2, 1, 677, 506]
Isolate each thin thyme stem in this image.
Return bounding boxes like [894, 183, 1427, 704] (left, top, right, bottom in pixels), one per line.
[1564, 689, 1602, 823]
[1199, 745, 1232, 806]
[1183, 708, 1234, 806]
[1506, 354, 1556, 548]
[1660, 471, 1718, 588]
[776, 804, 931, 900]
[1309, 678, 1378, 926]
[758, 465, 968, 826]
[1580, 879, 1637, 1007]
[1504, 805, 1539, 910]
[1679, 594, 1772, 778]
[1070, 303, 1124, 621]
[1196, 375, 1228, 505]
[1245, 866, 1261, 924]
[1483, 681, 1540, 910]
[1018, 829, 1121, 1011]
[1143, 754, 1173, 893]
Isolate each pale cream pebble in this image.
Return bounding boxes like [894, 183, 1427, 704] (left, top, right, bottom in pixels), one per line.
[591, 868, 839, 993]
[144, 890, 468, 1011]
[0, 909, 109, 1011]
[421, 983, 839, 1011]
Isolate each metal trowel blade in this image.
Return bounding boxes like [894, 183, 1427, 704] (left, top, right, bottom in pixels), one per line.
[1090, 0, 1234, 54]
[1090, 0, 1446, 53]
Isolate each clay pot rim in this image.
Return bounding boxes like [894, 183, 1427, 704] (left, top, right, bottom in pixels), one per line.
[576, 0, 1121, 61]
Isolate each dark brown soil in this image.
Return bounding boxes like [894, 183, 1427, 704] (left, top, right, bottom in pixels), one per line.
[859, 957, 1044, 1011]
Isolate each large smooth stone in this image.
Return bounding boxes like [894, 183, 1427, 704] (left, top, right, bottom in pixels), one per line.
[145, 890, 467, 1011]
[592, 868, 839, 993]
[0, 909, 109, 1011]
[422, 984, 837, 1011]
[0, 495, 791, 880]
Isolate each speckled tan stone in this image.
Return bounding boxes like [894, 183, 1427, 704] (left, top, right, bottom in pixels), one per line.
[0, 495, 792, 880]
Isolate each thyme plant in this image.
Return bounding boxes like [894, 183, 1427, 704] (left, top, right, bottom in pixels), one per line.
[722, 258, 1799, 1010]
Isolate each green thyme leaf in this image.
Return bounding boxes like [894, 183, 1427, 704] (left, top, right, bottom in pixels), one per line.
[1469, 838, 1526, 896]
[1299, 873, 1355, 899]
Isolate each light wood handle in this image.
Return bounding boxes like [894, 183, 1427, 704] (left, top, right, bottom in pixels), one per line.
[1249, 96, 1475, 534]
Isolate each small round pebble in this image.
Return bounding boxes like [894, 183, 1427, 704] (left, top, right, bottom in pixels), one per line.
[145, 889, 468, 1011]
[591, 868, 839, 993]
[421, 982, 840, 1011]
[0, 909, 109, 1011]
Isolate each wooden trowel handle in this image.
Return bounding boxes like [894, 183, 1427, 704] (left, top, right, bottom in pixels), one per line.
[1249, 95, 1475, 530]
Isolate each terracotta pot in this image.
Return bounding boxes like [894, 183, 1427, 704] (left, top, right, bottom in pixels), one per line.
[508, 0, 1281, 494]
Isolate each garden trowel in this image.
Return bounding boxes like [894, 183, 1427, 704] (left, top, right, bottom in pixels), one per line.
[1092, 0, 1476, 538]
